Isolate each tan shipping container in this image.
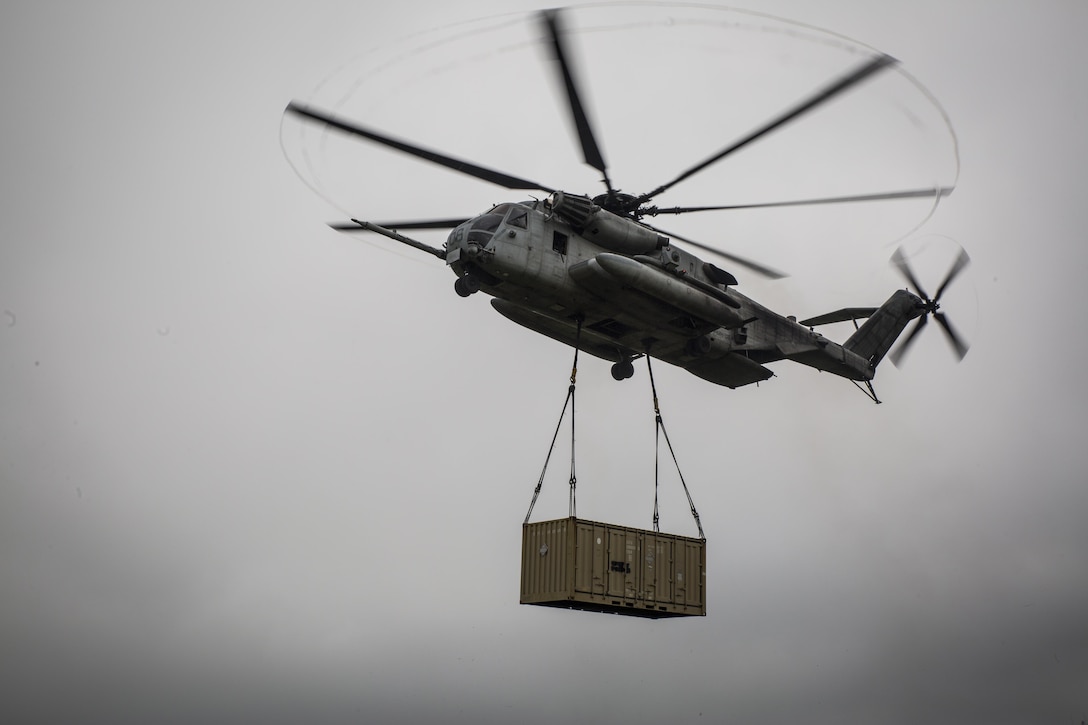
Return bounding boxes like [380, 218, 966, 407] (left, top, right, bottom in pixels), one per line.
[521, 517, 705, 618]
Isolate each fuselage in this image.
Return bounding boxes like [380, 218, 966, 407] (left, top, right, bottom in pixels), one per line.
[445, 200, 876, 388]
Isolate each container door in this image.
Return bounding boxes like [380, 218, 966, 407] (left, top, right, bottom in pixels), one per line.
[605, 527, 637, 599]
[521, 519, 573, 601]
[640, 534, 673, 604]
[574, 521, 608, 596]
[674, 540, 704, 608]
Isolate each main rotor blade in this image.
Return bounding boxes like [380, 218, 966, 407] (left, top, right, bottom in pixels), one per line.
[636, 53, 897, 205]
[932, 247, 971, 303]
[933, 312, 969, 360]
[286, 102, 555, 193]
[652, 225, 788, 279]
[889, 314, 927, 367]
[540, 9, 612, 191]
[329, 218, 469, 231]
[890, 246, 930, 301]
[643, 187, 953, 216]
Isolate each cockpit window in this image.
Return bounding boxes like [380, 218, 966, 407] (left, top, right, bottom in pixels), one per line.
[466, 203, 530, 243]
[472, 214, 502, 232]
[487, 203, 530, 228]
[507, 208, 528, 229]
[467, 213, 503, 243]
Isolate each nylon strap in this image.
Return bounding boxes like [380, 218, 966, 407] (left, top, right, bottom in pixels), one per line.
[646, 356, 705, 539]
[524, 318, 582, 524]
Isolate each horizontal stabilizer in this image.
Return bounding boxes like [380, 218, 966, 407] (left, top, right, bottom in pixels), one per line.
[799, 307, 877, 327]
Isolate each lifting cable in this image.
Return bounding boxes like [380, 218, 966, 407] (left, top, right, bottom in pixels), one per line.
[646, 356, 705, 540]
[524, 317, 582, 524]
[523, 327, 704, 541]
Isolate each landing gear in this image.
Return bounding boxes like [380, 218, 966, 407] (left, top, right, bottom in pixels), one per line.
[611, 359, 635, 381]
[454, 275, 480, 297]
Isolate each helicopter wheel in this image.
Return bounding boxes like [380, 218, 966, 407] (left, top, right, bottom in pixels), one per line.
[454, 275, 480, 297]
[611, 360, 635, 381]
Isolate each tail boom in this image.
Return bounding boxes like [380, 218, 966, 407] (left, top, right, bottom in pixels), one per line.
[844, 289, 925, 367]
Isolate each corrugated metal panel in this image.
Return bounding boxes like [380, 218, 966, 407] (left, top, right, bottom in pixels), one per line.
[675, 537, 705, 608]
[641, 532, 671, 604]
[521, 517, 705, 618]
[521, 518, 572, 601]
[573, 521, 608, 596]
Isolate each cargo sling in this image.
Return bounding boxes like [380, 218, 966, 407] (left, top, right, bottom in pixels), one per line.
[646, 355, 704, 539]
[523, 317, 582, 524]
[523, 323, 704, 540]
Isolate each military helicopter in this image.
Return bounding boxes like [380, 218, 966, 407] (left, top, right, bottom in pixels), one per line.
[285, 9, 968, 402]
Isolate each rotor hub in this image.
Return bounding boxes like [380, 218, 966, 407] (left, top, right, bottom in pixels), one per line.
[592, 192, 639, 217]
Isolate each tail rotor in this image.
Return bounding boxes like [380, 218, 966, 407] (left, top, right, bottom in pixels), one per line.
[889, 244, 971, 366]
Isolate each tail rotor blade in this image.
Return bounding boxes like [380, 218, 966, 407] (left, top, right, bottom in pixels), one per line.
[933, 312, 970, 360]
[890, 313, 928, 367]
[933, 247, 970, 303]
[890, 246, 930, 300]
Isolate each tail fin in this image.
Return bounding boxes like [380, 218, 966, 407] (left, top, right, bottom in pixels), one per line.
[844, 289, 923, 366]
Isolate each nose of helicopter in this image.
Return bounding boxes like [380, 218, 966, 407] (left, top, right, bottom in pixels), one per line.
[445, 218, 492, 270]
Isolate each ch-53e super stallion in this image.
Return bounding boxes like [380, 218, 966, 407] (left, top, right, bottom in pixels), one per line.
[285, 9, 968, 403]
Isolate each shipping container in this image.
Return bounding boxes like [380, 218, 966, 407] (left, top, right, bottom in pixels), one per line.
[521, 517, 705, 618]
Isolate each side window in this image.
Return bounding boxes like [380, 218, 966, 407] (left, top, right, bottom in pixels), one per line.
[552, 231, 568, 254]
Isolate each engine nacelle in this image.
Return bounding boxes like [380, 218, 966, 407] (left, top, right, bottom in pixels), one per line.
[545, 191, 665, 255]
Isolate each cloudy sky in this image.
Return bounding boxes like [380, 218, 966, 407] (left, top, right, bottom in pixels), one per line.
[2, 1, 1086, 723]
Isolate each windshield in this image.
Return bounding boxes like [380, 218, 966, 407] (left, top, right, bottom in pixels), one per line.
[467, 213, 503, 243]
[463, 204, 531, 244]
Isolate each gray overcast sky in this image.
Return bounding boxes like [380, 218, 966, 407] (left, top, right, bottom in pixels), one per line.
[2, 1, 1086, 724]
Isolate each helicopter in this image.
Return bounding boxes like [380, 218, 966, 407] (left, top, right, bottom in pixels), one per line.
[284, 9, 969, 403]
